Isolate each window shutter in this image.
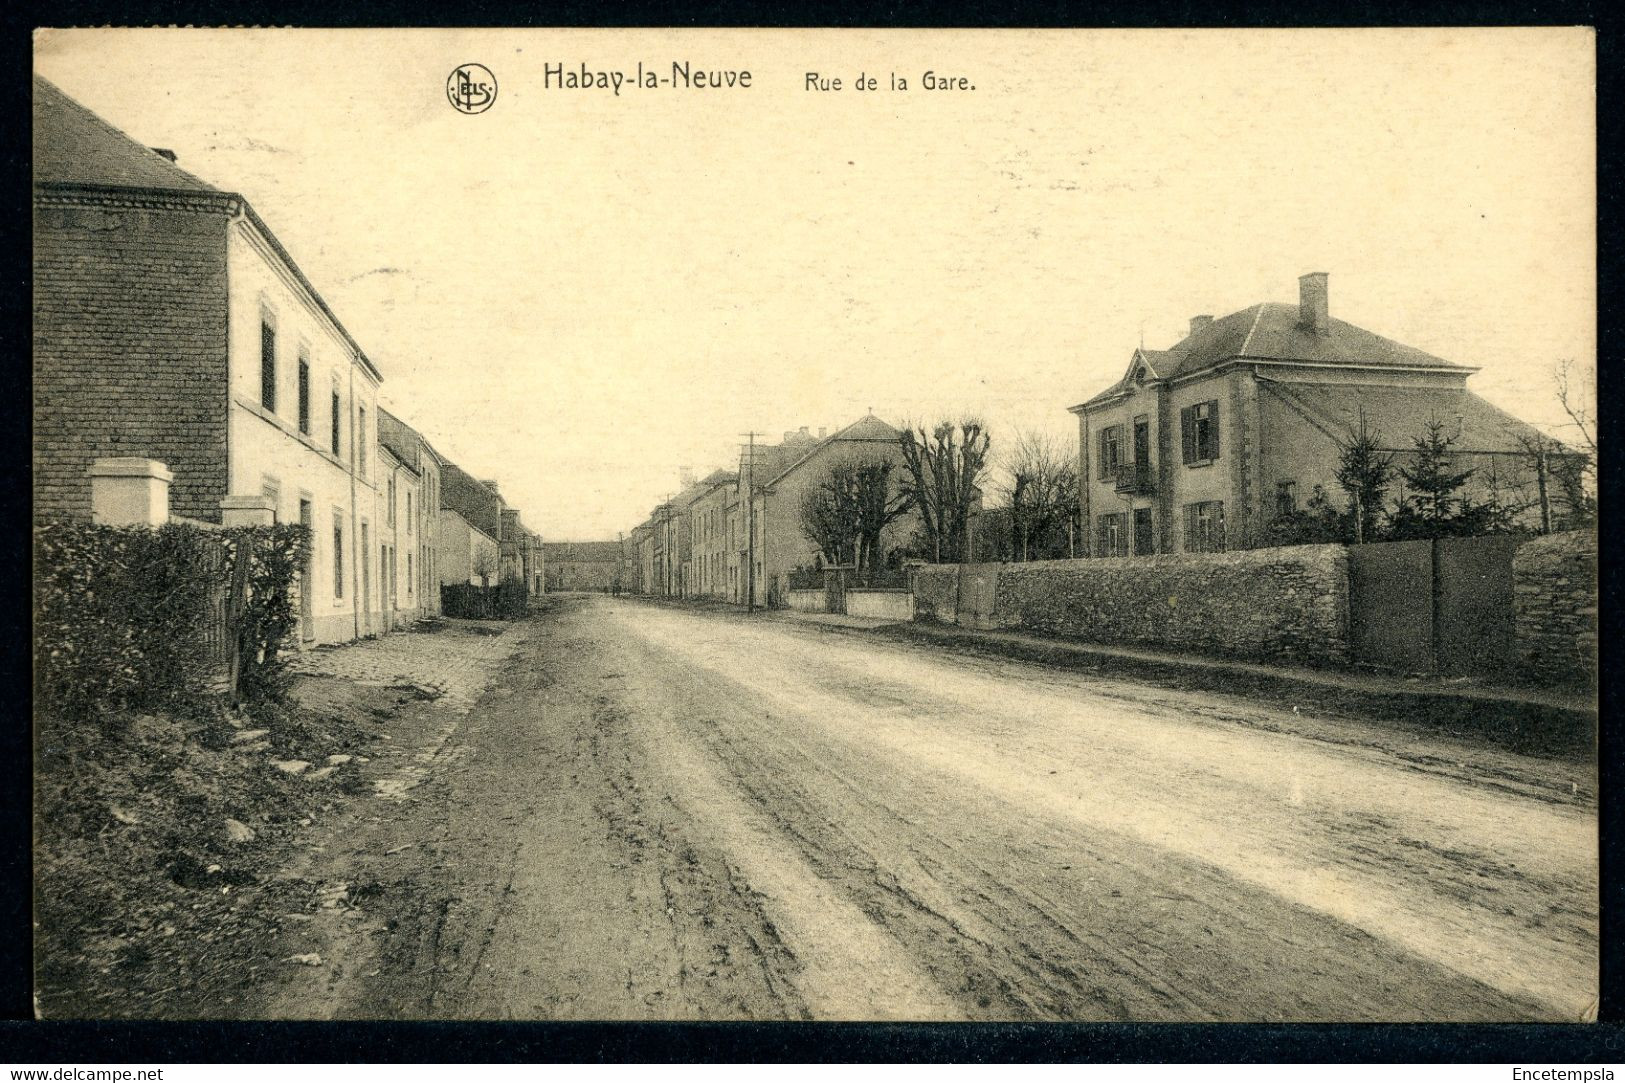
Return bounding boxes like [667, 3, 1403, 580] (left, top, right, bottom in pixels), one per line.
[1206, 400, 1221, 460]
[1181, 407, 1196, 464]
[1097, 430, 1109, 479]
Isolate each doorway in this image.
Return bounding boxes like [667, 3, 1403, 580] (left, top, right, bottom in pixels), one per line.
[1133, 507, 1154, 556]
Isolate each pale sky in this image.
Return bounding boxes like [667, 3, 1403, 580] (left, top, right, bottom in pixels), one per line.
[35, 28, 1596, 540]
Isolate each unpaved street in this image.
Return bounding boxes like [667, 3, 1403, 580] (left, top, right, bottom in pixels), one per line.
[273, 596, 1596, 1022]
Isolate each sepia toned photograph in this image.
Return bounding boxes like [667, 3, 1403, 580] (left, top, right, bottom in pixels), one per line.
[31, 27, 1597, 1024]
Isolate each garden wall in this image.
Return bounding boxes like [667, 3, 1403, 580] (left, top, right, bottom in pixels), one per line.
[912, 565, 960, 623]
[916, 545, 1352, 664]
[1513, 530, 1598, 688]
[845, 589, 913, 622]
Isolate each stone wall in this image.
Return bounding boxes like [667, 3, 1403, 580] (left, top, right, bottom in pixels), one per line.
[34, 196, 232, 522]
[912, 565, 959, 623]
[911, 545, 1351, 663]
[1513, 530, 1598, 687]
[992, 546, 1351, 662]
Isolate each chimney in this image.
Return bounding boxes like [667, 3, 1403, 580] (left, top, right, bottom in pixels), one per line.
[1189, 315, 1213, 338]
[482, 479, 501, 496]
[818, 427, 827, 439]
[1299, 272, 1330, 335]
[799, 426, 810, 438]
[150, 147, 177, 162]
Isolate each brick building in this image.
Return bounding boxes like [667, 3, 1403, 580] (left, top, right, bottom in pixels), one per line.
[1071, 273, 1579, 557]
[33, 75, 388, 643]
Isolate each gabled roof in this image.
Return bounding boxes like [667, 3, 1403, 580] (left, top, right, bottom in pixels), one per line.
[439, 461, 504, 537]
[34, 76, 219, 192]
[378, 408, 430, 471]
[1074, 299, 1473, 412]
[1261, 379, 1566, 456]
[758, 415, 903, 489]
[34, 76, 385, 386]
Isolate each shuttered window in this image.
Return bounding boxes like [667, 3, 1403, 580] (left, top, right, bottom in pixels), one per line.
[260, 320, 277, 412]
[1180, 400, 1220, 464]
[297, 356, 311, 434]
[333, 514, 345, 598]
[1183, 501, 1226, 553]
[1097, 425, 1123, 479]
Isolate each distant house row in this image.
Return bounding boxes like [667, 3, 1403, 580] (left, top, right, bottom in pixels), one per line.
[33, 76, 543, 645]
[616, 415, 919, 608]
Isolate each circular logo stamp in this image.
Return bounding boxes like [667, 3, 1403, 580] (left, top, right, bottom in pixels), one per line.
[447, 64, 498, 114]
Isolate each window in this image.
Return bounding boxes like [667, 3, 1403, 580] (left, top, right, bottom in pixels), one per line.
[357, 406, 368, 475]
[1183, 500, 1226, 553]
[260, 319, 277, 412]
[297, 356, 311, 434]
[387, 476, 397, 527]
[331, 389, 342, 455]
[1096, 513, 1128, 557]
[407, 492, 414, 534]
[1276, 480, 1298, 517]
[333, 514, 345, 598]
[407, 552, 414, 595]
[1181, 400, 1220, 464]
[1097, 425, 1123, 478]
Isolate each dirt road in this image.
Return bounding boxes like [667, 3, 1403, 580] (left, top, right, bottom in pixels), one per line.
[270, 595, 1596, 1022]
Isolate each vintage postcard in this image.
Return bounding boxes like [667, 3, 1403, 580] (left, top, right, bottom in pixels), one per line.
[31, 27, 1597, 1023]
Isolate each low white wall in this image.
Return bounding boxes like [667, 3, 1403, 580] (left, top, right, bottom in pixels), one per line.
[787, 589, 825, 613]
[846, 589, 913, 621]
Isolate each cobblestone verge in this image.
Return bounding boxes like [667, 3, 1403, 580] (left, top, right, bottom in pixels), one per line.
[286, 620, 524, 715]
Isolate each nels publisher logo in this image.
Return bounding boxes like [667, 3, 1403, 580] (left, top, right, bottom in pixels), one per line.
[447, 63, 497, 114]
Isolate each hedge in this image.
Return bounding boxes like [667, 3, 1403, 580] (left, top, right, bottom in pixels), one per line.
[34, 520, 309, 718]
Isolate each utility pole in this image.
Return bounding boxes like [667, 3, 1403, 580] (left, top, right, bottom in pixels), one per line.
[740, 432, 762, 613]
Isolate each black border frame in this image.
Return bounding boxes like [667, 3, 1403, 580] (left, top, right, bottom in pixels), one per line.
[2, 1, 1617, 1063]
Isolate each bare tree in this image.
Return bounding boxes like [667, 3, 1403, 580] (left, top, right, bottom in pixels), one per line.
[472, 548, 498, 589]
[1001, 430, 1078, 561]
[799, 465, 861, 568]
[800, 460, 913, 583]
[1553, 356, 1598, 523]
[1554, 356, 1598, 463]
[1511, 358, 1598, 533]
[899, 420, 991, 564]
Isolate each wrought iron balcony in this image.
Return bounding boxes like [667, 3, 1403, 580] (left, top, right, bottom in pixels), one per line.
[1112, 461, 1155, 495]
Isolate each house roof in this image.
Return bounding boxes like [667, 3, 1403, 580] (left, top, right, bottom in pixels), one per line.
[542, 541, 626, 564]
[1074, 300, 1472, 412]
[439, 461, 504, 537]
[34, 75, 385, 386]
[1261, 379, 1564, 456]
[34, 76, 220, 192]
[378, 408, 430, 471]
[758, 415, 903, 489]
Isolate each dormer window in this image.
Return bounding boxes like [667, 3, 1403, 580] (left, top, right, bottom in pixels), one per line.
[1135, 366, 1147, 383]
